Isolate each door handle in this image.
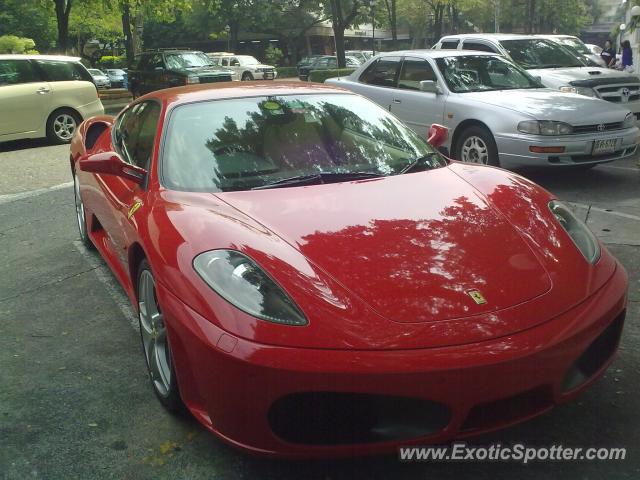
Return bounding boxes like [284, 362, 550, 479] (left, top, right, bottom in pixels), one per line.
[36, 87, 50, 95]
[392, 98, 401, 104]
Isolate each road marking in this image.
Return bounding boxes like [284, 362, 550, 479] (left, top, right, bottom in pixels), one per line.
[0, 181, 73, 205]
[72, 240, 138, 331]
[569, 202, 640, 222]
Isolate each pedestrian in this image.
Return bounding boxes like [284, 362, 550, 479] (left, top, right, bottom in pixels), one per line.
[601, 40, 616, 67]
[620, 40, 633, 72]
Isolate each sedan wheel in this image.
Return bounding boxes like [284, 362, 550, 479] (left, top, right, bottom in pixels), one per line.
[137, 261, 183, 411]
[47, 109, 80, 144]
[456, 125, 499, 166]
[73, 174, 93, 249]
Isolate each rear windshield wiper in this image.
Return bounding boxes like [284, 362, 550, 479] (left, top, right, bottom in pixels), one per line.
[252, 171, 383, 190]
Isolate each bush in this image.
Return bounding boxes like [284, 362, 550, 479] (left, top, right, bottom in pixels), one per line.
[308, 68, 356, 83]
[276, 66, 298, 78]
[97, 55, 126, 69]
[264, 46, 283, 66]
[0, 35, 37, 54]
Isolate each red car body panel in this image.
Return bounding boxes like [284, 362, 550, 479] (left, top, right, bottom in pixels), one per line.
[71, 83, 628, 457]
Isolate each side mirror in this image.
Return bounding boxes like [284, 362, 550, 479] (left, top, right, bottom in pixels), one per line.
[420, 80, 440, 94]
[533, 75, 542, 84]
[427, 124, 448, 149]
[79, 151, 146, 185]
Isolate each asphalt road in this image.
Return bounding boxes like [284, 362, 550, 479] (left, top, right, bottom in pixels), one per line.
[1, 136, 639, 479]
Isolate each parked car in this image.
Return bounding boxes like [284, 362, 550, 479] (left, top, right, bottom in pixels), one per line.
[346, 50, 374, 63]
[72, 81, 627, 457]
[586, 43, 603, 56]
[0, 54, 104, 144]
[537, 35, 606, 67]
[206, 53, 276, 81]
[105, 68, 126, 88]
[296, 55, 322, 72]
[128, 49, 232, 97]
[326, 50, 639, 168]
[298, 55, 361, 81]
[88, 68, 111, 89]
[434, 34, 640, 120]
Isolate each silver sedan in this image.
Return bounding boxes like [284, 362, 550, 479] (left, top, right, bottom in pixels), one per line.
[326, 50, 639, 168]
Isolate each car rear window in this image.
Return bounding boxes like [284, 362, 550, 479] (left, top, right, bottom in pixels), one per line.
[0, 59, 40, 86]
[440, 40, 460, 49]
[35, 60, 92, 82]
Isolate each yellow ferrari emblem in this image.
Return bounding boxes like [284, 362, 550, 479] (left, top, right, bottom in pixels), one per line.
[467, 289, 487, 305]
[127, 201, 142, 219]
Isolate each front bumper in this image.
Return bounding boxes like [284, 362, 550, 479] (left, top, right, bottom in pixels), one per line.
[253, 70, 277, 80]
[495, 127, 640, 168]
[158, 262, 627, 458]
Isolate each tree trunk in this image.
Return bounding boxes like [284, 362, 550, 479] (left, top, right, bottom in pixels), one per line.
[54, 0, 72, 53]
[122, 1, 134, 67]
[384, 0, 398, 49]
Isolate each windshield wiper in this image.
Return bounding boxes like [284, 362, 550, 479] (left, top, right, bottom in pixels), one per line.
[252, 171, 383, 190]
[399, 152, 441, 174]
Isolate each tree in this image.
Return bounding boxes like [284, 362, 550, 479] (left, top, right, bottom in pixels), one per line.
[0, 0, 56, 51]
[383, 0, 398, 48]
[69, 0, 122, 61]
[52, 0, 73, 52]
[328, 0, 362, 68]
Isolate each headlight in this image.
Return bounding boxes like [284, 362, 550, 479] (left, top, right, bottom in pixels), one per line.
[560, 85, 596, 97]
[623, 112, 636, 128]
[193, 250, 308, 326]
[518, 120, 573, 135]
[186, 75, 199, 84]
[549, 201, 600, 264]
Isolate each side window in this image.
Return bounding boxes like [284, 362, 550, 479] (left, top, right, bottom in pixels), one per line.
[222, 58, 229, 66]
[359, 57, 401, 87]
[398, 57, 437, 90]
[440, 40, 459, 49]
[150, 54, 164, 70]
[463, 41, 497, 53]
[230, 58, 240, 66]
[115, 102, 162, 169]
[0, 59, 40, 86]
[328, 58, 337, 68]
[35, 60, 84, 81]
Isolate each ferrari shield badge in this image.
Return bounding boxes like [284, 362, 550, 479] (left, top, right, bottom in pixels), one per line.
[128, 200, 142, 219]
[467, 289, 487, 305]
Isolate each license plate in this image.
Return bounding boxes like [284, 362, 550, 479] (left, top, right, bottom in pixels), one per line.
[264, 73, 274, 79]
[592, 138, 619, 154]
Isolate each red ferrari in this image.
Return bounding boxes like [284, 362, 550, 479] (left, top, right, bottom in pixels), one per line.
[71, 83, 627, 458]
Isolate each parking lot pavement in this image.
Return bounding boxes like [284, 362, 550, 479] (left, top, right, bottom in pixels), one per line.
[1, 142, 639, 478]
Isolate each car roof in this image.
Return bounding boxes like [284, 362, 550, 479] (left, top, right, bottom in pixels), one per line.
[439, 33, 545, 41]
[140, 82, 350, 107]
[0, 54, 82, 62]
[377, 49, 498, 58]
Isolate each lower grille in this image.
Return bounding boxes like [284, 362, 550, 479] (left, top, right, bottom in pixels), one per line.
[199, 74, 232, 83]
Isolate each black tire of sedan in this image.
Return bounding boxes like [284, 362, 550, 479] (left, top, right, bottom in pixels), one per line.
[455, 125, 500, 167]
[136, 260, 184, 413]
[73, 173, 94, 249]
[46, 108, 81, 144]
[242, 71, 253, 81]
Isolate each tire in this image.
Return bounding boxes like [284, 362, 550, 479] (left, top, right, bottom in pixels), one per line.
[136, 260, 184, 413]
[73, 173, 94, 249]
[241, 71, 253, 81]
[455, 125, 499, 166]
[46, 108, 81, 144]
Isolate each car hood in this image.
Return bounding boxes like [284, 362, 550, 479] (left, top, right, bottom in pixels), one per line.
[187, 66, 232, 76]
[218, 167, 551, 324]
[528, 66, 635, 86]
[463, 89, 629, 123]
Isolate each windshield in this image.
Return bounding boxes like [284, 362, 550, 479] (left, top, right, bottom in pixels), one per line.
[107, 69, 125, 75]
[557, 37, 590, 55]
[500, 39, 585, 68]
[237, 55, 260, 65]
[88, 69, 103, 75]
[162, 94, 445, 192]
[436, 55, 541, 93]
[165, 52, 212, 69]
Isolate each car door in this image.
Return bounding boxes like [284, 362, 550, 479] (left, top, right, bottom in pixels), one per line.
[389, 56, 447, 138]
[346, 56, 402, 111]
[0, 58, 51, 137]
[94, 101, 161, 266]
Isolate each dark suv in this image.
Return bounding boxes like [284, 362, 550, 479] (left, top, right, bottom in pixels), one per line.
[128, 49, 232, 96]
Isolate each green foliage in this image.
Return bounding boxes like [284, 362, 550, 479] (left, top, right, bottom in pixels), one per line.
[0, 0, 56, 51]
[0, 35, 38, 53]
[97, 55, 126, 68]
[264, 46, 284, 66]
[276, 66, 299, 78]
[309, 68, 356, 83]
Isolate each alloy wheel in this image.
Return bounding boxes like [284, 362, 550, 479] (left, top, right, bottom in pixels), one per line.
[461, 135, 489, 164]
[53, 113, 77, 141]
